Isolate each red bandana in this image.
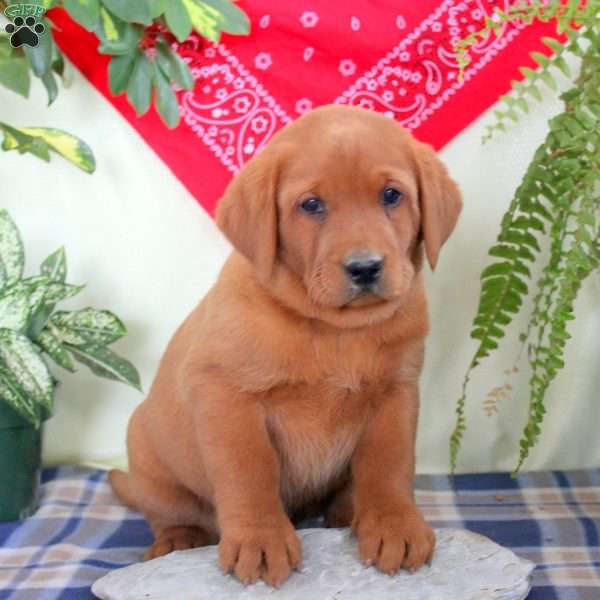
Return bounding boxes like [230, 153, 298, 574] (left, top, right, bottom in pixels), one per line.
[51, 1, 557, 214]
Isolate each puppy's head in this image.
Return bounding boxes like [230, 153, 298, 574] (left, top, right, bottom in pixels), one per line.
[216, 105, 461, 324]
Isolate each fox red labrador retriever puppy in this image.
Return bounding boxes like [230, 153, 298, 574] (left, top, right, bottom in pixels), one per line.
[110, 104, 462, 587]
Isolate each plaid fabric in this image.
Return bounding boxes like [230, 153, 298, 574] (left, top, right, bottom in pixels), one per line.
[0, 466, 599, 599]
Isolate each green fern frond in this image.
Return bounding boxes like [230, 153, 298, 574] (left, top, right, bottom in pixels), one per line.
[451, 37, 600, 473]
[514, 52, 600, 470]
[456, 0, 600, 142]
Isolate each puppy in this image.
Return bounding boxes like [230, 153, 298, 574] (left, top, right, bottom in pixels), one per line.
[110, 104, 462, 587]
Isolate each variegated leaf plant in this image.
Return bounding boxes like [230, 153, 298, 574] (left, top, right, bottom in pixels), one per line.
[0, 208, 141, 428]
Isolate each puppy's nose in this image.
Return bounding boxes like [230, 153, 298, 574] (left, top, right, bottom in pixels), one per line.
[343, 252, 383, 287]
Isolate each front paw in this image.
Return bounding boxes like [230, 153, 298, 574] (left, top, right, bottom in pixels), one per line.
[352, 505, 435, 575]
[218, 515, 301, 588]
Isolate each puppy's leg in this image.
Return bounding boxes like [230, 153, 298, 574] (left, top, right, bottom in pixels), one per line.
[351, 381, 435, 575]
[190, 383, 301, 588]
[325, 479, 353, 528]
[131, 468, 218, 560]
[108, 469, 137, 509]
[145, 524, 215, 560]
[119, 409, 218, 560]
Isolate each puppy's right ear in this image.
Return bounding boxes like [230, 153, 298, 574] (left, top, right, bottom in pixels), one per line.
[216, 150, 280, 282]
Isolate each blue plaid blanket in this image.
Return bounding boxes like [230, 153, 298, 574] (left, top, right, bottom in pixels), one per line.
[1, 466, 599, 599]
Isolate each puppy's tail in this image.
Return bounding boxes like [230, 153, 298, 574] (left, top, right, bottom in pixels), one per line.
[108, 469, 137, 510]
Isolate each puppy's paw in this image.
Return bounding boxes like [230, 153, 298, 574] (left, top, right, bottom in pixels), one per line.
[145, 526, 211, 560]
[352, 504, 435, 575]
[219, 516, 301, 588]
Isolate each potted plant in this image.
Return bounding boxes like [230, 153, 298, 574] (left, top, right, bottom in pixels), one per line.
[0, 208, 141, 521]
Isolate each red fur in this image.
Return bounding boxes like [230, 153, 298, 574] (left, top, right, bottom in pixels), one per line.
[111, 105, 462, 587]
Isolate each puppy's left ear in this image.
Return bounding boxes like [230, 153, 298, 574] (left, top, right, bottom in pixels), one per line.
[414, 141, 462, 270]
[216, 150, 280, 281]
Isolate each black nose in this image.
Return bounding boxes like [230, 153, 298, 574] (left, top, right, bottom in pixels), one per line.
[344, 254, 383, 287]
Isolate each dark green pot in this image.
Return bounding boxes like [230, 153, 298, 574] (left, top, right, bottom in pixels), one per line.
[0, 401, 47, 522]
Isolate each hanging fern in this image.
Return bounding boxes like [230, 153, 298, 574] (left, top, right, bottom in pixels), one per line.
[456, 0, 599, 141]
[451, 3, 600, 473]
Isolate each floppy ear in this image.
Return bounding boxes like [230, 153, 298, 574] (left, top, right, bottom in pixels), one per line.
[215, 151, 280, 281]
[414, 141, 462, 270]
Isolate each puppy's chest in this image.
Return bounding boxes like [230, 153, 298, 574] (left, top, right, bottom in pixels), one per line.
[265, 386, 369, 505]
[284, 331, 396, 392]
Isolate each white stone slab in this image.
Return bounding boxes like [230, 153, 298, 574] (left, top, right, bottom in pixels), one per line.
[92, 528, 535, 600]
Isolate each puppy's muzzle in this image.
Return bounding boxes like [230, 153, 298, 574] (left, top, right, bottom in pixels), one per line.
[343, 252, 384, 289]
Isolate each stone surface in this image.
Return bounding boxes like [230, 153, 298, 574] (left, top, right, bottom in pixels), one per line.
[92, 528, 534, 600]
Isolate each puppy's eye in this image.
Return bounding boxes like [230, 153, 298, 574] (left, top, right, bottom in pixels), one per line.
[300, 197, 326, 215]
[381, 186, 404, 208]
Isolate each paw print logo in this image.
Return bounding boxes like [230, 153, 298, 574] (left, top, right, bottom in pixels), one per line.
[4, 10, 46, 48]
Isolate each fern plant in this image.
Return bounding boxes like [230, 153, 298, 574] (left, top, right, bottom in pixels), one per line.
[0, 0, 250, 170]
[0, 209, 141, 428]
[451, 0, 600, 473]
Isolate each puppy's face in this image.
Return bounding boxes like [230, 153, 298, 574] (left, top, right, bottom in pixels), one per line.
[276, 118, 422, 309]
[217, 105, 461, 321]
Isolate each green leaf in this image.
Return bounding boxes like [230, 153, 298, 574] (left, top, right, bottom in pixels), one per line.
[96, 9, 143, 55]
[0, 125, 96, 173]
[67, 343, 142, 390]
[489, 245, 518, 260]
[41, 247, 67, 282]
[155, 39, 193, 90]
[23, 21, 53, 77]
[0, 56, 31, 98]
[540, 70, 557, 90]
[0, 328, 54, 413]
[0, 362, 40, 427]
[64, 0, 101, 31]
[26, 278, 82, 309]
[27, 281, 84, 339]
[40, 69, 58, 105]
[0, 290, 30, 332]
[527, 84, 543, 102]
[531, 51, 550, 68]
[126, 51, 154, 116]
[0, 38, 12, 59]
[554, 56, 571, 77]
[529, 201, 553, 221]
[108, 52, 137, 95]
[148, 0, 168, 17]
[98, 6, 119, 41]
[13, 275, 50, 304]
[542, 36, 563, 54]
[42, 282, 84, 303]
[153, 62, 180, 128]
[200, 0, 250, 35]
[49, 308, 126, 345]
[510, 275, 528, 294]
[52, 46, 66, 81]
[101, 0, 151, 24]
[181, 0, 221, 42]
[33, 0, 58, 8]
[165, 0, 193, 42]
[10, 275, 48, 302]
[36, 329, 76, 372]
[481, 263, 511, 279]
[0, 209, 25, 290]
[513, 260, 531, 277]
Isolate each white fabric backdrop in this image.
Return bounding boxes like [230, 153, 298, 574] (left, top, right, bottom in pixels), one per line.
[1, 62, 598, 474]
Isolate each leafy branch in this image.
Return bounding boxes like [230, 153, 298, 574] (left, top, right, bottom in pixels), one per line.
[0, 0, 250, 169]
[451, 2, 600, 473]
[456, 0, 599, 141]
